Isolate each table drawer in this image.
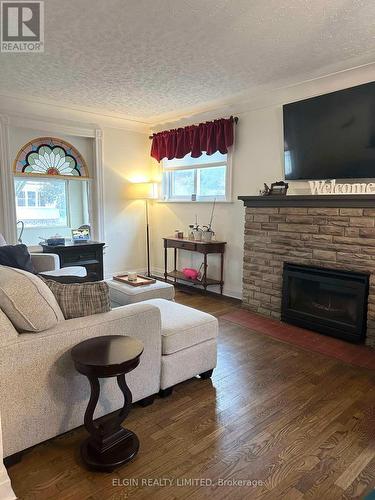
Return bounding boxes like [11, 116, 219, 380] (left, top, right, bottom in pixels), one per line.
[62, 250, 99, 264]
[168, 240, 197, 251]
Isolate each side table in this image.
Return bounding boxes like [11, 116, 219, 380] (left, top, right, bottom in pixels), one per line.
[163, 237, 226, 294]
[71, 335, 143, 472]
[42, 241, 105, 281]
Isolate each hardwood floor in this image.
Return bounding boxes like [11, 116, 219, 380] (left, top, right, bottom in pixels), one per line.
[7, 291, 375, 500]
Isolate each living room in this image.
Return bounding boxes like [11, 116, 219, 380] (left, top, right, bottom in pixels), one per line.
[0, 1, 375, 499]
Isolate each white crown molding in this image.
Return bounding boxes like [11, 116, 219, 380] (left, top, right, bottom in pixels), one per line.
[8, 111, 98, 138]
[0, 93, 150, 133]
[149, 60, 375, 128]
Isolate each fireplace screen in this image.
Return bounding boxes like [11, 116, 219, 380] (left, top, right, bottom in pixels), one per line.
[282, 263, 369, 343]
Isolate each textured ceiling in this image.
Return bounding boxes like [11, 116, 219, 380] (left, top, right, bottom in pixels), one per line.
[0, 0, 374, 121]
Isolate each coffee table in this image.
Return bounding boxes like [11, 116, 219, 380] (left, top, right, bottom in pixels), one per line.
[71, 335, 143, 471]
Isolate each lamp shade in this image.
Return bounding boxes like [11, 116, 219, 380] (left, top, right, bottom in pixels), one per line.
[125, 181, 158, 200]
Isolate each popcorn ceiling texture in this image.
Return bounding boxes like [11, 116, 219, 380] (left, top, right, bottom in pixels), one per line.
[0, 0, 374, 119]
[243, 206, 375, 347]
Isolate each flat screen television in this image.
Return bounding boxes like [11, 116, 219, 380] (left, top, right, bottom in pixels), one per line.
[283, 81, 375, 180]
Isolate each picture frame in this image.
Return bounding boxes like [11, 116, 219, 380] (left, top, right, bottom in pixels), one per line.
[72, 226, 91, 242]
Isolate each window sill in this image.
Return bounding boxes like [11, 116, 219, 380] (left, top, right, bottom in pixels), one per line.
[156, 199, 234, 204]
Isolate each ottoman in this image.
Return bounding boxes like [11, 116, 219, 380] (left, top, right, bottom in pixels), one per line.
[107, 278, 175, 306]
[142, 299, 218, 393]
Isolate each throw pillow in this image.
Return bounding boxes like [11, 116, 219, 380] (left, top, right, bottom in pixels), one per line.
[0, 265, 64, 332]
[40, 278, 111, 319]
[0, 244, 35, 273]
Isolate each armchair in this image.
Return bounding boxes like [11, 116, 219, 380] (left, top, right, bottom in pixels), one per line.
[0, 234, 86, 277]
[30, 251, 87, 277]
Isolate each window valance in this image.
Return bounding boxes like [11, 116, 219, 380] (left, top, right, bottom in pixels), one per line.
[150, 116, 237, 163]
[13, 137, 89, 179]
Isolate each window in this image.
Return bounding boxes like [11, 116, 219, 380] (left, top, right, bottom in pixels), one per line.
[17, 191, 26, 207]
[14, 178, 90, 246]
[15, 179, 68, 228]
[161, 151, 231, 202]
[27, 191, 36, 207]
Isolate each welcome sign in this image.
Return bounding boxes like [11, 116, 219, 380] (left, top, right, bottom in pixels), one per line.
[309, 179, 375, 195]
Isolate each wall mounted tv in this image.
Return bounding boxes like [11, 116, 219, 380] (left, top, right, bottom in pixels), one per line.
[283, 81, 375, 180]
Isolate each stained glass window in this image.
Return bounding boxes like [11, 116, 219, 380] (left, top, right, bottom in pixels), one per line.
[13, 137, 89, 179]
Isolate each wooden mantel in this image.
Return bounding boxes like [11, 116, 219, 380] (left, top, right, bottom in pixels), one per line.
[238, 195, 375, 208]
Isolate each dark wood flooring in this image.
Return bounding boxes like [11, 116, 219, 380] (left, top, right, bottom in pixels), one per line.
[7, 290, 375, 499]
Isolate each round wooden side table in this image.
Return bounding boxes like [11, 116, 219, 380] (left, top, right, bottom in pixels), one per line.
[71, 335, 144, 472]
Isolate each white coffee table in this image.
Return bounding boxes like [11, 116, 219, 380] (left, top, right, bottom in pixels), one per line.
[107, 278, 175, 306]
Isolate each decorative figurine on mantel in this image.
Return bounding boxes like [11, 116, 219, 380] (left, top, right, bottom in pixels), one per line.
[260, 181, 289, 196]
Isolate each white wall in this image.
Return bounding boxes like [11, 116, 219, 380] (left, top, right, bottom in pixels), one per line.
[150, 65, 375, 298]
[102, 127, 151, 277]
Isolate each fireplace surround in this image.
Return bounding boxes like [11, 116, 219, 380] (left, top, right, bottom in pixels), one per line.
[281, 263, 369, 343]
[239, 194, 375, 347]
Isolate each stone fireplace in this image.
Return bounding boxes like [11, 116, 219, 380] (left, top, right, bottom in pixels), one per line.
[239, 194, 375, 347]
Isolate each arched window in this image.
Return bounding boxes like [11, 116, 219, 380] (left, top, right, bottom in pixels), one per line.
[13, 137, 89, 179]
[13, 137, 91, 245]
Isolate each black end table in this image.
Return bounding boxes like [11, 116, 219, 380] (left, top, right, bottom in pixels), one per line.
[71, 335, 143, 472]
[42, 241, 105, 281]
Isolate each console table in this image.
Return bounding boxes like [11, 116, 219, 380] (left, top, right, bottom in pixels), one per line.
[163, 237, 226, 294]
[41, 241, 105, 281]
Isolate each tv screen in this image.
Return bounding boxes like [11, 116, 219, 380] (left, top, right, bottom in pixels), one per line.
[283, 81, 375, 180]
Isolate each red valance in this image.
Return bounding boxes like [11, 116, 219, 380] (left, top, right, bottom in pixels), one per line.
[150, 116, 236, 162]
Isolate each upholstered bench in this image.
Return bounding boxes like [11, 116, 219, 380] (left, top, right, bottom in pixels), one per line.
[107, 279, 175, 306]
[142, 299, 218, 395]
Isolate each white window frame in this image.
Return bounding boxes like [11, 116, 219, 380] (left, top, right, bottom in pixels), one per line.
[161, 151, 233, 203]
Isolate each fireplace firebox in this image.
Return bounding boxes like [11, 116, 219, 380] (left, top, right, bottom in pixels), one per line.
[281, 263, 369, 343]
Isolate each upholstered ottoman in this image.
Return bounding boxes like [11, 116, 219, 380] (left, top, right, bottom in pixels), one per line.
[107, 279, 175, 306]
[142, 299, 218, 393]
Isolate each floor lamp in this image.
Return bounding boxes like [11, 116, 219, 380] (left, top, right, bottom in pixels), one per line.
[126, 182, 157, 277]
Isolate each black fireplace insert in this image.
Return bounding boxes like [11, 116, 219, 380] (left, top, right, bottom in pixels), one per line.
[281, 263, 369, 343]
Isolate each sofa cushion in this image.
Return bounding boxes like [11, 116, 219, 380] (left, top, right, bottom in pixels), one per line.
[0, 244, 35, 273]
[143, 298, 218, 355]
[0, 265, 64, 332]
[40, 266, 88, 278]
[40, 278, 111, 319]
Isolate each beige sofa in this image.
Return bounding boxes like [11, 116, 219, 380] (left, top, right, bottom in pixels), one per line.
[0, 265, 218, 458]
[0, 265, 161, 457]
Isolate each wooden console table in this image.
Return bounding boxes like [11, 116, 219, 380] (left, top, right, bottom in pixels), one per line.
[163, 237, 226, 294]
